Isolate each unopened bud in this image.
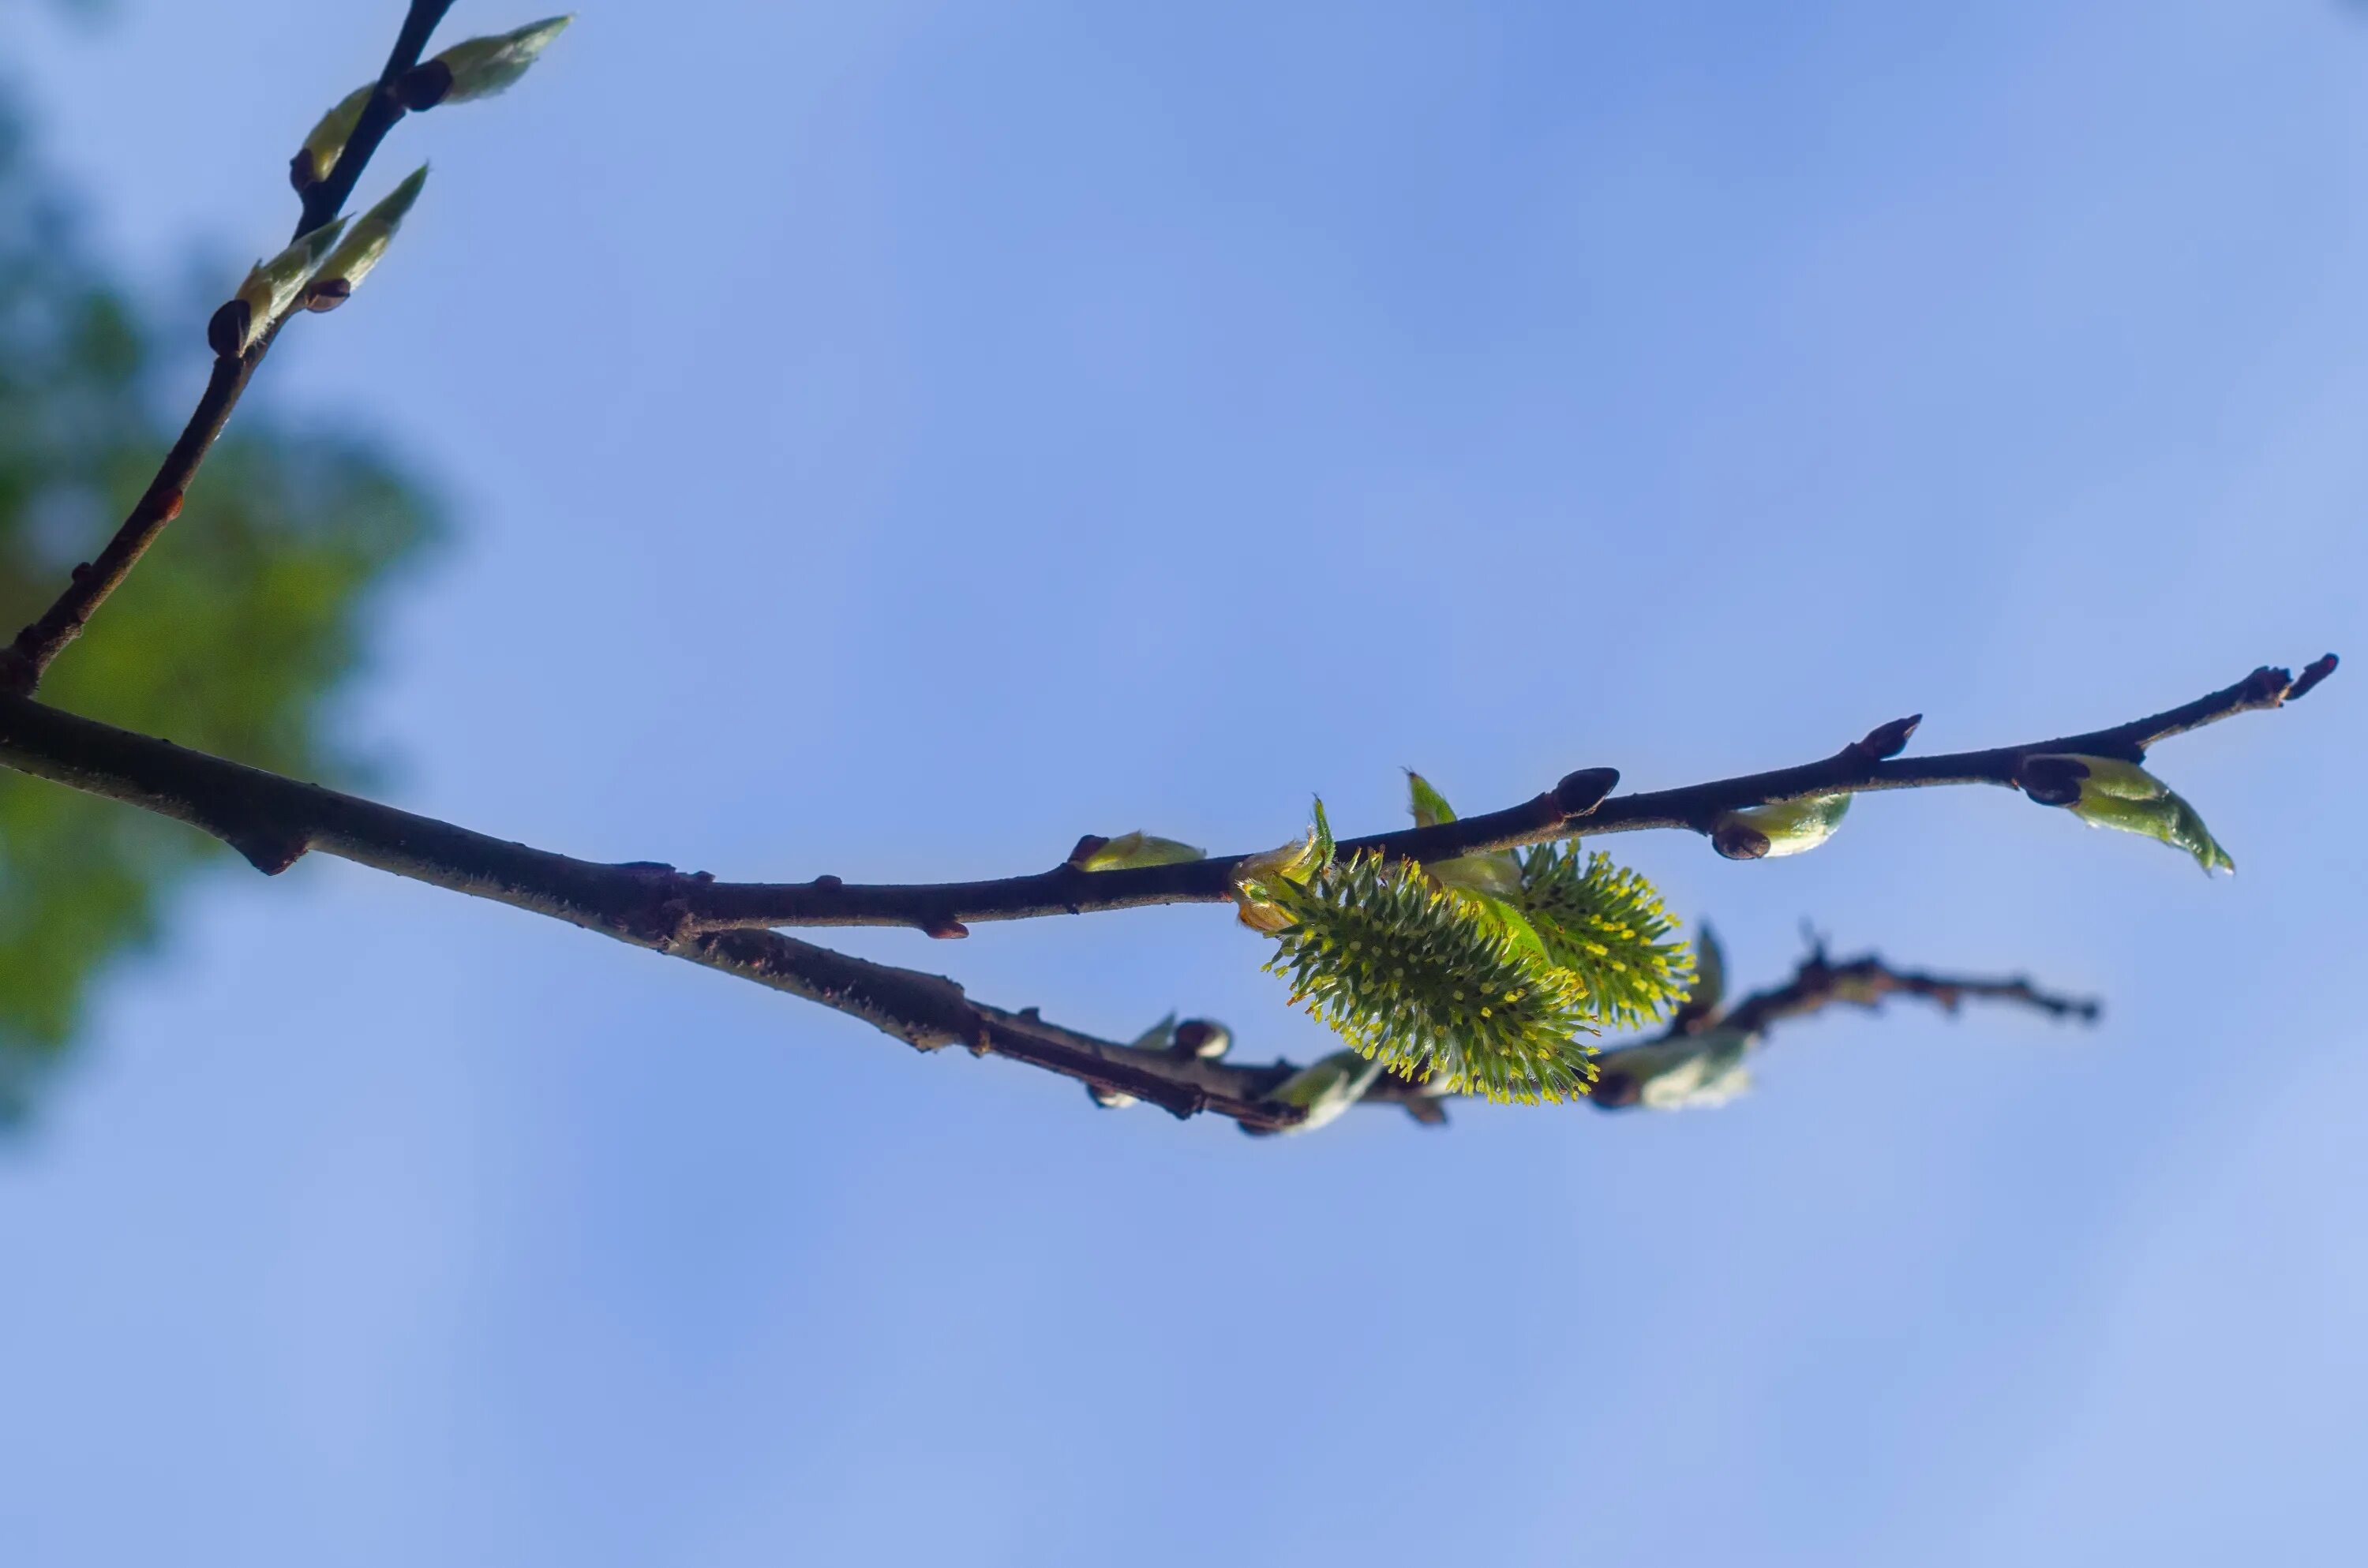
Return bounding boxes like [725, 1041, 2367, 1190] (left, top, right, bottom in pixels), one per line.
[290, 84, 375, 192]
[1710, 793, 1851, 860]
[1852, 714, 1922, 762]
[309, 166, 428, 305]
[1073, 831, 1205, 872]
[219, 219, 347, 354]
[1260, 1050, 1384, 1133]
[2019, 753, 2233, 874]
[403, 15, 573, 109]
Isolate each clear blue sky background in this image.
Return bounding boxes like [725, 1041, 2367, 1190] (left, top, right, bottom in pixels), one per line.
[3, 1, 2364, 1562]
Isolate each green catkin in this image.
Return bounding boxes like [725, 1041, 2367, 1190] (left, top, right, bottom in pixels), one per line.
[1257, 852, 1601, 1103]
[1515, 845, 1694, 1030]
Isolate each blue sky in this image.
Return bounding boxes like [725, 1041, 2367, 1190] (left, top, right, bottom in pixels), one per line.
[2, 1, 2363, 1562]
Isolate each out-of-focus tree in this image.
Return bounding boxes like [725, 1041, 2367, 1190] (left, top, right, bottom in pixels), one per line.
[0, 98, 437, 1124]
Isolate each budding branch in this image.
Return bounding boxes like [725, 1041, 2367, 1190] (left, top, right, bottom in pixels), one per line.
[0, 0, 2339, 1132]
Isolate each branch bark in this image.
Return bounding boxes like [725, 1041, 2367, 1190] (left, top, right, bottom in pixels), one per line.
[0, 658, 2335, 952]
[676, 656, 2335, 931]
[0, 0, 453, 698]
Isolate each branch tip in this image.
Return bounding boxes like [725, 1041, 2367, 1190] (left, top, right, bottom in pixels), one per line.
[1853, 714, 1922, 762]
[2287, 652, 2339, 703]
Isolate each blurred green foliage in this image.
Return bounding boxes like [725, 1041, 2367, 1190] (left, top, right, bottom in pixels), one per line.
[0, 101, 437, 1123]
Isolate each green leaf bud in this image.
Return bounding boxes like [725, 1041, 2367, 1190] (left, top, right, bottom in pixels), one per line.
[1594, 1027, 1755, 1110]
[1261, 1050, 1385, 1132]
[309, 166, 429, 309]
[211, 218, 347, 355]
[401, 16, 574, 109]
[2019, 754, 2234, 874]
[1404, 770, 1523, 897]
[1406, 769, 1457, 828]
[1073, 831, 1206, 872]
[1711, 792, 1851, 860]
[290, 84, 375, 192]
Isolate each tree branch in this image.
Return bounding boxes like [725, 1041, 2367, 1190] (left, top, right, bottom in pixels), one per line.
[676, 655, 2338, 932]
[0, 0, 453, 698]
[1588, 945, 2100, 1109]
[0, 686, 2107, 1133]
[0, 658, 2336, 960]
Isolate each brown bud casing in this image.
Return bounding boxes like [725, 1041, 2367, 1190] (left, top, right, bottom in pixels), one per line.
[206, 300, 251, 361]
[1552, 767, 1621, 818]
[395, 61, 455, 111]
[1711, 821, 1771, 860]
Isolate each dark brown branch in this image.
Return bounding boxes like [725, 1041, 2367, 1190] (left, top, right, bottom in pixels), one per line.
[675, 657, 2336, 932]
[0, 658, 2336, 958]
[0, 0, 453, 698]
[296, 1, 455, 236]
[0, 689, 1304, 1129]
[0, 677, 2223, 1136]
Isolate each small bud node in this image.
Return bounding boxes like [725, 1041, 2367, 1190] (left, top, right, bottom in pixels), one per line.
[395, 61, 455, 111]
[1551, 766, 1621, 817]
[1711, 822, 1771, 860]
[206, 300, 250, 360]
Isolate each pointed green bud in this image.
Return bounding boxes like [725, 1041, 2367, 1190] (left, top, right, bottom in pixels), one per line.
[400, 16, 574, 109]
[2019, 754, 2234, 874]
[1405, 771, 1523, 896]
[1073, 831, 1206, 873]
[290, 84, 375, 192]
[1126, 1012, 1179, 1052]
[1261, 1050, 1385, 1133]
[1711, 793, 1851, 860]
[1406, 770, 1457, 828]
[211, 219, 347, 355]
[308, 166, 429, 309]
[1594, 1027, 1755, 1110]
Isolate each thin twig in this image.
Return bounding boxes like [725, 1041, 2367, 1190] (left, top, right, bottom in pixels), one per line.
[0, 0, 453, 698]
[677, 656, 2338, 932]
[1587, 945, 2101, 1110]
